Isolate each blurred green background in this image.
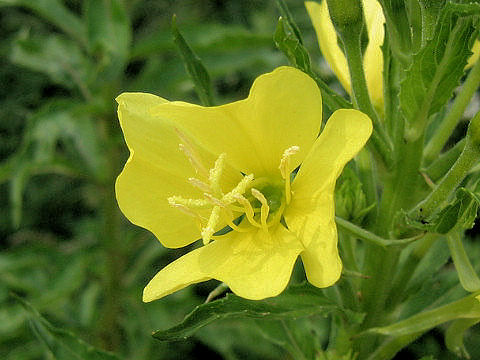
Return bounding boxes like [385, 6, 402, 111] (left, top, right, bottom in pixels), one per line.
[1, 1, 479, 359]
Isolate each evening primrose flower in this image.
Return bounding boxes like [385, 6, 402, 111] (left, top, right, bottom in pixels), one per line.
[305, 0, 480, 112]
[115, 66, 372, 301]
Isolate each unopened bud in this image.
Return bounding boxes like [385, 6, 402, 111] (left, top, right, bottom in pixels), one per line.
[326, 0, 363, 29]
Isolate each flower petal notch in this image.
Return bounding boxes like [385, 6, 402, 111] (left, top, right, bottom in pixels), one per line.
[115, 66, 372, 301]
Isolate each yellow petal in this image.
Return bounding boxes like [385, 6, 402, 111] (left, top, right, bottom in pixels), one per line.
[116, 93, 241, 248]
[143, 225, 303, 302]
[150, 67, 322, 177]
[362, 0, 385, 110]
[284, 109, 372, 286]
[305, 1, 351, 93]
[301, 215, 342, 287]
[466, 40, 480, 69]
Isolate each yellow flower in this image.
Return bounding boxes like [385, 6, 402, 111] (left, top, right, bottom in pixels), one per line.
[115, 66, 372, 301]
[305, 0, 480, 112]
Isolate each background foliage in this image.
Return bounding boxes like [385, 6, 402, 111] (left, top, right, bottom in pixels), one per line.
[1, 0, 479, 359]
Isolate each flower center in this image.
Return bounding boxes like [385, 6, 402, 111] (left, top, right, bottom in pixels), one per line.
[168, 131, 298, 245]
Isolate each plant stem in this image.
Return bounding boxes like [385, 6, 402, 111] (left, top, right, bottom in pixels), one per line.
[97, 115, 125, 351]
[424, 58, 480, 164]
[357, 135, 425, 356]
[341, 31, 394, 167]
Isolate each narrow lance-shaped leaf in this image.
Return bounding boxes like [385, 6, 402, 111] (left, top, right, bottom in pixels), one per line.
[368, 292, 480, 337]
[400, 3, 480, 141]
[445, 317, 480, 359]
[152, 283, 362, 341]
[84, 0, 131, 81]
[11, 31, 90, 93]
[0, 0, 86, 45]
[274, 0, 303, 44]
[447, 230, 480, 293]
[172, 15, 214, 106]
[13, 294, 123, 360]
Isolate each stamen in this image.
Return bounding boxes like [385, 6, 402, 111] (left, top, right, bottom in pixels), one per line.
[188, 177, 211, 193]
[279, 146, 300, 204]
[223, 174, 254, 203]
[167, 202, 203, 231]
[168, 196, 210, 209]
[251, 188, 270, 232]
[176, 128, 208, 177]
[219, 209, 250, 233]
[209, 153, 226, 195]
[201, 205, 221, 245]
[234, 194, 261, 228]
[203, 193, 224, 207]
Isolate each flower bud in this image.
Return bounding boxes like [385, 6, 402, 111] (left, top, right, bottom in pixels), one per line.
[335, 168, 368, 222]
[326, 0, 363, 29]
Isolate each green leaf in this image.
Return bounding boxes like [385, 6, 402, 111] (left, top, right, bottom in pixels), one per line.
[274, 0, 303, 45]
[274, 17, 311, 72]
[84, 0, 131, 80]
[11, 31, 90, 92]
[445, 317, 480, 358]
[3, 100, 107, 226]
[448, 231, 480, 292]
[172, 16, 214, 106]
[0, 0, 86, 45]
[400, 2, 480, 140]
[394, 238, 452, 317]
[368, 292, 480, 337]
[13, 294, 123, 360]
[405, 187, 480, 234]
[152, 282, 355, 341]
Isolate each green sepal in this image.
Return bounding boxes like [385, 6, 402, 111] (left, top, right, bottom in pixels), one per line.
[445, 317, 480, 359]
[13, 294, 123, 360]
[400, 2, 480, 141]
[172, 15, 215, 106]
[152, 282, 363, 341]
[367, 292, 480, 338]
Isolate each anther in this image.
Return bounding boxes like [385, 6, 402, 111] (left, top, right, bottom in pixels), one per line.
[223, 174, 254, 203]
[176, 128, 208, 177]
[203, 193, 225, 207]
[251, 188, 270, 232]
[279, 145, 300, 204]
[188, 177, 211, 193]
[234, 194, 261, 228]
[209, 153, 226, 195]
[167, 202, 203, 231]
[168, 196, 210, 209]
[201, 205, 221, 245]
